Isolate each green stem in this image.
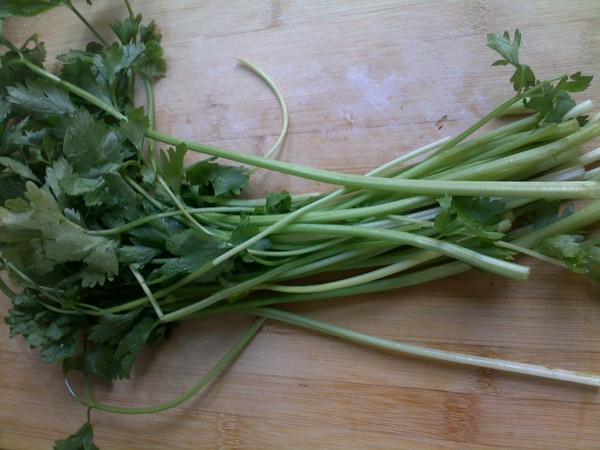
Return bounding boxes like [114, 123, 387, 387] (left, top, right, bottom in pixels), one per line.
[64, 317, 266, 414]
[123, 0, 134, 17]
[259, 250, 439, 293]
[158, 224, 528, 322]
[495, 241, 568, 268]
[122, 174, 167, 211]
[18, 57, 126, 120]
[276, 223, 529, 280]
[130, 265, 164, 319]
[160, 242, 383, 322]
[236, 57, 289, 172]
[512, 200, 600, 248]
[397, 80, 560, 181]
[245, 307, 600, 387]
[67, 3, 110, 47]
[147, 129, 600, 199]
[157, 175, 223, 237]
[0, 275, 16, 300]
[138, 71, 158, 170]
[169, 262, 472, 316]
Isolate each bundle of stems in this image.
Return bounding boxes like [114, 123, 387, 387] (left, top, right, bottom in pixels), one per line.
[1, 2, 600, 446]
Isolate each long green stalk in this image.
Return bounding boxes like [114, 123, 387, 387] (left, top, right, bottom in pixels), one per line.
[246, 307, 600, 387]
[147, 128, 600, 199]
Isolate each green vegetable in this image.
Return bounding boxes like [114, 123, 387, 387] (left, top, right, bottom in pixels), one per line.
[2, 1, 600, 447]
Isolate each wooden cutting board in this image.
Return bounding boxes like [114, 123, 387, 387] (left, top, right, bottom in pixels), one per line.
[1, 1, 600, 448]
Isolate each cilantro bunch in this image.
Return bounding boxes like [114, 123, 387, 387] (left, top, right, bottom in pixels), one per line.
[2, 1, 600, 448]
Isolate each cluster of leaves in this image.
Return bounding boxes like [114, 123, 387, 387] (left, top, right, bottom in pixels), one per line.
[433, 195, 516, 260]
[0, 0, 251, 396]
[536, 234, 600, 282]
[487, 29, 592, 124]
[0, 5, 262, 446]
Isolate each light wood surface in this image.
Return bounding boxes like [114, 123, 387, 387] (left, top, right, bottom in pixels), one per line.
[2, 1, 600, 449]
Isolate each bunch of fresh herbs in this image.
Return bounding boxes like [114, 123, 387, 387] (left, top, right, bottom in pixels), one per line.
[2, 1, 600, 448]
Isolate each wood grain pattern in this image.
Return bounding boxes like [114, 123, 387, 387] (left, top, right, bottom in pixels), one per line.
[1, 1, 600, 448]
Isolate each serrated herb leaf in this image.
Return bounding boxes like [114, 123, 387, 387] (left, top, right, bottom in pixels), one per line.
[67, 344, 125, 381]
[148, 229, 230, 284]
[66, 311, 156, 381]
[536, 234, 587, 273]
[434, 196, 506, 240]
[96, 42, 145, 85]
[186, 160, 249, 197]
[118, 245, 162, 266]
[111, 14, 143, 45]
[487, 29, 535, 93]
[556, 72, 593, 93]
[115, 314, 155, 375]
[53, 421, 99, 450]
[0, 182, 119, 287]
[526, 200, 574, 229]
[0, 156, 39, 181]
[230, 218, 259, 246]
[63, 108, 124, 176]
[0, 0, 64, 18]
[88, 308, 142, 345]
[4, 291, 82, 363]
[160, 143, 187, 195]
[6, 79, 76, 118]
[266, 190, 292, 214]
[119, 107, 150, 150]
[0, 35, 47, 94]
[137, 20, 166, 78]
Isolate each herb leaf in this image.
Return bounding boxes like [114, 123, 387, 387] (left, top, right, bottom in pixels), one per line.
[159, 143, 187, 195]
[88, 308, 142, 345]
[53, 421, 99, 450]
[186, 160, 249, 197]
[266, 190, 292, 214]
[6, 79, 76, 118]
[63, 108, 125, 176]
[0, 0, 65, 18]
[4, 291, 82, 363]
[0, 182, 120, 287]
[148, 229, 230, 284]
[487, 29, 535, 93]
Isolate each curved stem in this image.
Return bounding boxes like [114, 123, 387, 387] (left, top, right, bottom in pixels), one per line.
[64, 317, 266, 414]
[236, 57, 289, 172]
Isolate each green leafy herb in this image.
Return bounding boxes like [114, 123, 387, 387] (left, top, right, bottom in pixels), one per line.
[6, 79, 76, 118]
[1, 4, 600, 448]
[487, 29, 535, 93]
[53, 421, 99, 450]
[487, 29, 593, 123]
[266, 190, 292, 214]
[185, 159, 249, 197]
[4, 291, 82, 362]
[0, 0, 65, 18]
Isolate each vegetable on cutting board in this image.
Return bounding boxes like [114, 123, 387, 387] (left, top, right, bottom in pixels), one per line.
[1, 1, 600, 447]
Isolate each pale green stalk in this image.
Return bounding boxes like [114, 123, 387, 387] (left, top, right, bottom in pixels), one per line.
[246, 307, 600, 387]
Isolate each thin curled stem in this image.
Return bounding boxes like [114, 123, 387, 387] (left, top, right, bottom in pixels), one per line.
[64, 317, 266, 414]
